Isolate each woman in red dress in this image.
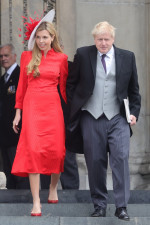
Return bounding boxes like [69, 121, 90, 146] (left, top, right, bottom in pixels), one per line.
[12, 10, 68, 216]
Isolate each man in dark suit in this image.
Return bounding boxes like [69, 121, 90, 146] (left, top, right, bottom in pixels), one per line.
[66, 21, 141, 221]
[0, 43, 30, 189]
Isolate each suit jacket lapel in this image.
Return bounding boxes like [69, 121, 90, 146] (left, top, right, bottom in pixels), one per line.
[5, 65, 19, 87]
[114, 46, 123, 79]
[89, 45, 97, 80]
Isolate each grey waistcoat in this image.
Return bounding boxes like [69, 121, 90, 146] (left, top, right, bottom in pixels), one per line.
[82, 52, 120, 120]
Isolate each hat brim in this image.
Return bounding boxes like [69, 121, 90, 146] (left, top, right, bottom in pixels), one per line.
[28, 9, 55, 51]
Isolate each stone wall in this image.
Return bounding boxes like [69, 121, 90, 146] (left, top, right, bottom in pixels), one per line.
[1, 0, 150, 190]
[0, 0, 56, 65]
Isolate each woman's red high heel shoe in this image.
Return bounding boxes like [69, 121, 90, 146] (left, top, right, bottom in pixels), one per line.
[31, 212, 42, 216]
[48, 199, 58, 204]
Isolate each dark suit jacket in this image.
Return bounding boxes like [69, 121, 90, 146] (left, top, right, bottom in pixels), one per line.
[59, 61, 73, 125]
[0, 65, 20, 147]
[66, 45, 141, 153]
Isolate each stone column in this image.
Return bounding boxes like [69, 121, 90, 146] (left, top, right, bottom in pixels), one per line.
[133, 0, 150, 189]
[128, 0, 150, 190]
[56, 0, 76, 61]
[0, 0, 55, 63]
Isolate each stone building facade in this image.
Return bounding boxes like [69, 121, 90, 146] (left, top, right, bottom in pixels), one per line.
[0, 0, 150, 190]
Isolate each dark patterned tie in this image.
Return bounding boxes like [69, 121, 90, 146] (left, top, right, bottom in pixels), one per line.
[101, 54, 107, 73]
[4, 72, 9, 83]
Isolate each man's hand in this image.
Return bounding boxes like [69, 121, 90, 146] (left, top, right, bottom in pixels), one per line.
[130, 115, 137, 126]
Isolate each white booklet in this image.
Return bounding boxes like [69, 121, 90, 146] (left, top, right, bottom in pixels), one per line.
[123, 98, 131, 123]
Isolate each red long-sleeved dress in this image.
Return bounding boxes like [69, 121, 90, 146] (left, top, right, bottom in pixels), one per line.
[11, 48, 68, 177]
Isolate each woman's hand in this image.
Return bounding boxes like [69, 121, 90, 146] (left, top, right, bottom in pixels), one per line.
[13, 109, 21, 133]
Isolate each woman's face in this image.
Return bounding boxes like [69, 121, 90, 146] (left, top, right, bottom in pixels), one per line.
[35, 29, 54, 54]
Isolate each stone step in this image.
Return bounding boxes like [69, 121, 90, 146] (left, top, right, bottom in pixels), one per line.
[1, 190, 150, 225]
[0, 216, 150, 225]
[0, 189, 150, 203]
[0, 203, 150, 217]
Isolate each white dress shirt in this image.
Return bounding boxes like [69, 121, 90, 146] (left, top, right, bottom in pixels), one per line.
[99, 46, 115, 75]
[5, 62, 17, 83]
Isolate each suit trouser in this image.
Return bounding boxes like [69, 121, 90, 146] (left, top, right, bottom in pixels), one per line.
[80, 112, 130, 209]
[40, 149, 79, 189]
[60, 149, 79, 189]
[1, 145, 30, 189]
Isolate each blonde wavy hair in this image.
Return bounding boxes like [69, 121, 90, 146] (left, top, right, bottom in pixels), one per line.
[27, 22, 62, 77]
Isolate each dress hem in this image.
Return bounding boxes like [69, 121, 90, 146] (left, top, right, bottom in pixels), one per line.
[12, 170, 64, 177]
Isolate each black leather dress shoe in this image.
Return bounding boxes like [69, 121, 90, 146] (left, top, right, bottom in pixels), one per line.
[91, 207, 106, 217]
[115, 207, 130, 221]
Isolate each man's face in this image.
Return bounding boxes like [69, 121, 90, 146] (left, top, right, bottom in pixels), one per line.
[94, 32, 114, 54]
[0, 46, 16, 70]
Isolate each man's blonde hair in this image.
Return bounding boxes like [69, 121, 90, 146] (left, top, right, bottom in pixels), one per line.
[92, 21, 116, 38]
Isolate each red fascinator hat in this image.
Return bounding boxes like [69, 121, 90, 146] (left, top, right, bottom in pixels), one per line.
[26, 9, 55, 51]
